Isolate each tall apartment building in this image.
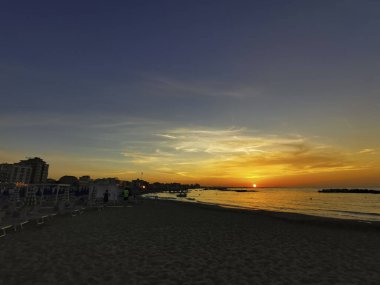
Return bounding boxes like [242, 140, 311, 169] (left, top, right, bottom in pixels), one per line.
[0, 163, 32, 184]
[11, 164, 33, 183]
[18, 157, 49, 184]
[0, 164, 12, 183]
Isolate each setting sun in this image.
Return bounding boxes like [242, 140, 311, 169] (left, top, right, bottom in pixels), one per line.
[253, 184, 257, 188]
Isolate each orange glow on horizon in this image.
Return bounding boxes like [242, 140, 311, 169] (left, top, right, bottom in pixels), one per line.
[6, 127, 380, 188]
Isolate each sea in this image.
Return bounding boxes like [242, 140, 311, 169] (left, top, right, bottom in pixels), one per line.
[144, 187, 380, 222]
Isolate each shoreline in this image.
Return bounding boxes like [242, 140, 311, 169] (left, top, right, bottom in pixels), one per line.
[145, 198, 380, 231]
[145, 195, 380, 228]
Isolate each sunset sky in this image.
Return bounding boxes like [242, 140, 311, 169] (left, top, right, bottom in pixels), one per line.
[1, 0, 379, 187]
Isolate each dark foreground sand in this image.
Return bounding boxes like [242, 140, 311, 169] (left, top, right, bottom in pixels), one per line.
[1, 199, 379, 285]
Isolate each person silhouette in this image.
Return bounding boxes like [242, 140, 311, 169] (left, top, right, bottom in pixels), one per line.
[123, 188, 130, 202]
[103, 189, 109, 205]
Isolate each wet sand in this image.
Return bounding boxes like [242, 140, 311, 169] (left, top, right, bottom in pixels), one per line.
[0, 199, 379, 284]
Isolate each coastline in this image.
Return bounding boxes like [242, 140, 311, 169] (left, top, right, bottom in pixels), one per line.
[1, 199, 379, 284]
[147, 187, 380, 223]
[147, 198, 380, 231]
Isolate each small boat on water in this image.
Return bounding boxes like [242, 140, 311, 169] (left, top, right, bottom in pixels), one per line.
[177, 192, 187, 197]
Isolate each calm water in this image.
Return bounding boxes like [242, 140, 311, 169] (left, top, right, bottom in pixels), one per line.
[145, 188, 380, 222]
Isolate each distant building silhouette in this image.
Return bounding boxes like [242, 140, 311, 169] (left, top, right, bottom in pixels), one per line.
[94, 177, 119, 185]
[0, 163, 32, 184]
[58, 175, 79, 186]
[79, 175, 92, 184]
[0, 164, 12, 183]
[78, 175, 91, 188]
[46, 178, 58, 184]
[11, 163, 33, 183]
[18, 157, 49, 184]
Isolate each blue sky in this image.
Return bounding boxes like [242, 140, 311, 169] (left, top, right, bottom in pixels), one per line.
[1, 0, 379, 186]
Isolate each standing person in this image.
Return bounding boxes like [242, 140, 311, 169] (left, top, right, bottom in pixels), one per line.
[131, 187, 137, 200]
[123, 188, 130, 202]
[103, 189, 109, 205]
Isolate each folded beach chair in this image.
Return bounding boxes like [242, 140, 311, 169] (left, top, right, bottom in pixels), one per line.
[0, 189, 19, 236]
[71, 196, 86, 216]
[9, 187, 21, 206]
[9, 206, 30, 231]
[19, 187, 50, 226]
[38, 186, 58, 219]
[86, 187, 104, 211]
[53, 187, 85, 216]
[0, 211, 13, 238]
[1, 187, 30, 231]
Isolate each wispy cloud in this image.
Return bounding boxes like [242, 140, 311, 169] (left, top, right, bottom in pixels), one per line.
[122, 149, 160, 164]
[156, 134, 177, 139]
[358, 148, 376, 154]
[3, 120, 377, 184]
[158, 128, 306, 155]
[116, 127, 373, 181]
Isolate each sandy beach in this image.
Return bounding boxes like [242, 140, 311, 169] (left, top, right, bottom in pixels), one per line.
[0, 199, 379, 285]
